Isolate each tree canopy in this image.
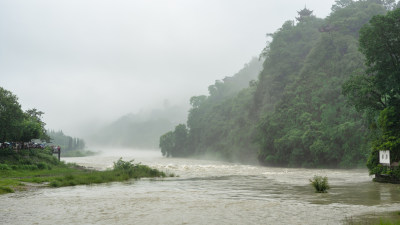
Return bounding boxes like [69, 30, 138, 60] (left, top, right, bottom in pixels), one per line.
[343, 7, 400, 176]
[0, 87, 24, 141]
[0, 87, 49, 142]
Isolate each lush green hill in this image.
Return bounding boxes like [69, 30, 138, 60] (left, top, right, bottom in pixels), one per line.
[160, 0, 398, 168]
[257, 1, 388, 168]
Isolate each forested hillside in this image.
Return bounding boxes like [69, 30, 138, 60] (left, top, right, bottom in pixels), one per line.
[160, 0, 399, 167]
[160, 58, 262, 162]
[257, 1, 388, 167]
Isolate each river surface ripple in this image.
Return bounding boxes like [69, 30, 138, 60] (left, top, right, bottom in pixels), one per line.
[1, 149, 399, 224]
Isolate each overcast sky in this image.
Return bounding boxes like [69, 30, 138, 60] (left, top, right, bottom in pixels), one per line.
[0, 0, 335, 137]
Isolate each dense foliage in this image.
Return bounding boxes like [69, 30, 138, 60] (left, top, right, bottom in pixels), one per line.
[160, 0, 400, 168]
[343, 7, 400, 177]
[0, 87, 49, 142]
[256, 1, 389, 168]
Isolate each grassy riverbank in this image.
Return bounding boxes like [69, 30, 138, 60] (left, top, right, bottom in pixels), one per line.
[0, 148, 168, 194]
[344, 211, 400, 225]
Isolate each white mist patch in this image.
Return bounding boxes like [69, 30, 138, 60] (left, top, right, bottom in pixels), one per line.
[63, 148, 163, 170]
[97, 148, 162, 158]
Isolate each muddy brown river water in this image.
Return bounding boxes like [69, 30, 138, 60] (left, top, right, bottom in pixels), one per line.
[1, 149, 399, 224]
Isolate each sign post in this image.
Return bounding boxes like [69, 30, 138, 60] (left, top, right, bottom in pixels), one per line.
[379, 150, 390, 165]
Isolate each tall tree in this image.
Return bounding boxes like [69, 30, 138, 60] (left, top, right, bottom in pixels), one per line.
[0, 87, 49, 142]
[24, 108, 50, 142]
[343, 8, 400, 175]
[0, 87, 24, 141]
[159, 131, 174, 157]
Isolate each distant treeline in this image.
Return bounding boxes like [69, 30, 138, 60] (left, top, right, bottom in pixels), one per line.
[160, 0, 400, 169]
[48, 130, 85, 152]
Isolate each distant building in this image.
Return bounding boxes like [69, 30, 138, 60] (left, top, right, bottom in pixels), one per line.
[296, 7, 313, 22]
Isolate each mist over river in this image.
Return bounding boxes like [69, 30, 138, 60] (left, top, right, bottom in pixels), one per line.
[1, 149, 400, 224]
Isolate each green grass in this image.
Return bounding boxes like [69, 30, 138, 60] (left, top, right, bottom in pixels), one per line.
[0, 149, 169, 194]
[378, 219, 400, 225]
[345, 218, 400, 225]
[45, 163, 167, 188]
[0, 186, 14, 194]
[344, 211, 400, 225]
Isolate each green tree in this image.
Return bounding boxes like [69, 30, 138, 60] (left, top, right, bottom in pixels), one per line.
[173, 124, 189, 156]
[0, 87, 49, 142]
[20, 119, 42, 142]
[359, 8, 400, 102]
[159, 131, 174, 157]
[159, 124, 189, 157]
[23, 108, 50, 142]
[344, 8, 400, 176]
[0, 87, 24, 141]
[189, 95, 207, 109]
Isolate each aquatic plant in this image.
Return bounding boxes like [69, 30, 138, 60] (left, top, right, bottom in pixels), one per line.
[309, 175, 330, 193]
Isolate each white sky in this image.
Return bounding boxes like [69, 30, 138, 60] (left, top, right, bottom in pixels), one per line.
[0, 0, 335, 137]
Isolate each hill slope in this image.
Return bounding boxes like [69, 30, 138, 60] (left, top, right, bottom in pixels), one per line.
[160, 0, 394, 167]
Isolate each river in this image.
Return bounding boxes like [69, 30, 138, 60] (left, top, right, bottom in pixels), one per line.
[1, 149, 399, 224]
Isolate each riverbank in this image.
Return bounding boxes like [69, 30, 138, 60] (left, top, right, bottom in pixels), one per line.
[344, 211, 400, 225]
[61, 149, 98, 157]
[0, 148, 169, 194]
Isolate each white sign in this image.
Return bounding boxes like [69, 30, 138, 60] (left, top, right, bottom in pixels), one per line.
[379, 150, 390, 165]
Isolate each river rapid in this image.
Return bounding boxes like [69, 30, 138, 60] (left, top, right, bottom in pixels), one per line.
[1, 149, 400, 224]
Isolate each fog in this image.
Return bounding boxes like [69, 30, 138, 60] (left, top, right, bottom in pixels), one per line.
[0, 0, 335, 138]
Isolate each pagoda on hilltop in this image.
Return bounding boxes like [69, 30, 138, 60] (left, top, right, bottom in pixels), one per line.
[296, 6, 313, 22]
